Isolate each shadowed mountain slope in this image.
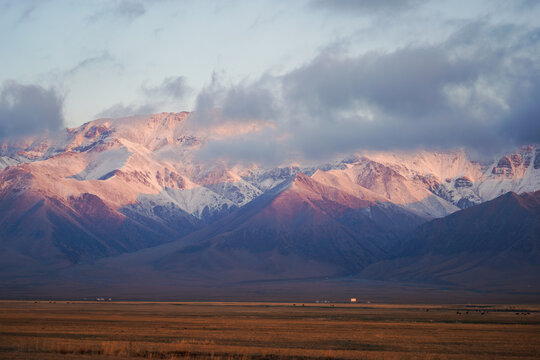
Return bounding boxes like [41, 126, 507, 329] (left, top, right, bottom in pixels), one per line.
[360, 191, 540, 291]
[154, 173, 426, 280]
[0, 167, 198, 278]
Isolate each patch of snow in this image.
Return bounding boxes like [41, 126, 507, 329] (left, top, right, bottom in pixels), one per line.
[0, 156, 24, 170]
[70, 147, 131, 181]
[137, 187, 234, 219]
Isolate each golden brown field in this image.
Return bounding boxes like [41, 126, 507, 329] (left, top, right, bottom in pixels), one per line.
[0, 301, 539, 359]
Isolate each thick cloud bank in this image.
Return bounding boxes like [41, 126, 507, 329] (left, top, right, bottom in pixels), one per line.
[0, 81, 64, 140]
[192, 22, 540, 165]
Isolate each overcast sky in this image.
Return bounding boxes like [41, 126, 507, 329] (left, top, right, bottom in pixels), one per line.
[1, 0, 539, 162]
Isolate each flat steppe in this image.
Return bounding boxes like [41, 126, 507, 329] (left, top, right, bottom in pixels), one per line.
[0, 301, 539, 359]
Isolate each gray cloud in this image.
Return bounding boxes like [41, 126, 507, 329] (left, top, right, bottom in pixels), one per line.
[142, 76, 191, 99]
[115, 0, 146, 19]
[0, 81, 64, 140]
[88, 0, 146, 22]
[501, 72, 540, 145]
[16, 3, 36, 23]
[66, 52, 115, 76]
[95, 103, 157, 119]
[283, 46, 481, 118]
[310, 0, 427, 14]
[512, 0, 540, 11]
[285, 24, 540, 157]
[189, 75, 279, 128]
[193, 22, 540, 165]
[197, 128, 285, 166]
[222, 84, 278, 121]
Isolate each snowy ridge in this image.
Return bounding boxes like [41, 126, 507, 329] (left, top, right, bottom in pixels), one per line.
[0, 112, 538, 223]
[0, 155, 24, 170]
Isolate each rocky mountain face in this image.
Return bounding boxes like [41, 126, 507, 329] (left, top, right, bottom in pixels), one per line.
[0, 112, 539, 293]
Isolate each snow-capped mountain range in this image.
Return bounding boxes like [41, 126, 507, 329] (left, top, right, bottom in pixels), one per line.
[1, 112, 538, 224]
[1, 112, 539, 294]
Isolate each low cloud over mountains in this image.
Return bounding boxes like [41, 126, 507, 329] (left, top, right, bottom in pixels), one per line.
[0, 81, 64, 140]
[189, 22, 540, 165]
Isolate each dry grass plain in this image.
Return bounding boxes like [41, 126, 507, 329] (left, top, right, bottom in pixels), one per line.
[0, 301, 539, 360]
